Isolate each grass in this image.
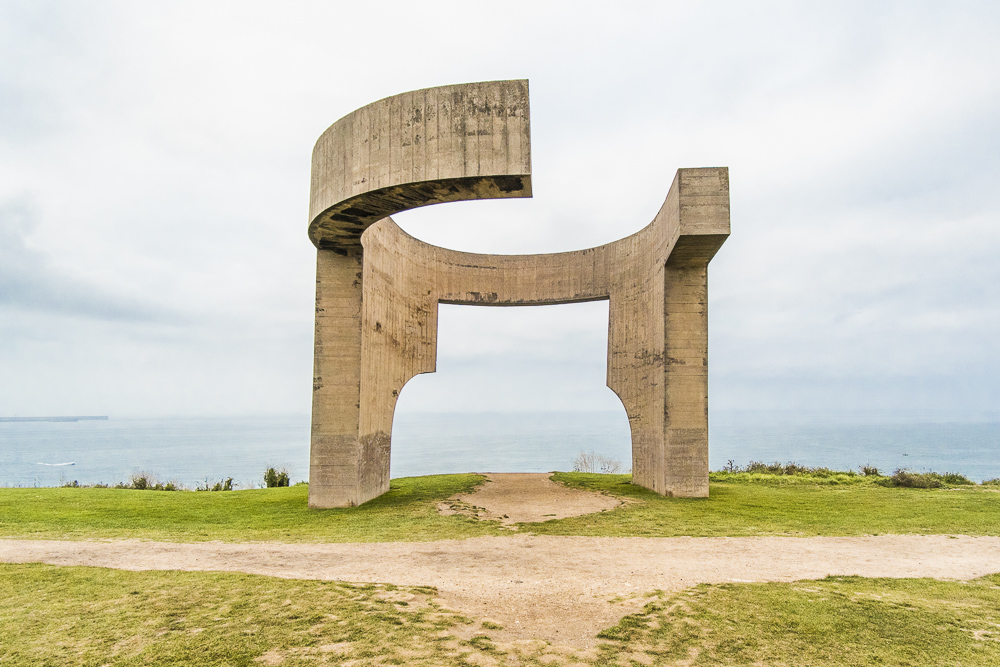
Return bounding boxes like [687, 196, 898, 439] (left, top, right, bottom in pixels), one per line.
[0, 563, 475, 666]
[595, 574, 1000, 666]
[529, 472, 1000, 537]
[2, 471, 999, 541]
[3, 564, 999, 666]
[0, 474, 506, 543]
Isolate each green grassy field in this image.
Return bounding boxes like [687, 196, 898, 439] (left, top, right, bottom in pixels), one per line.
[533, 472, 1000, 537]
[0, 474, 501, 543]
[1, 472, 997, 542]
[595, 573, 1000, 666]
[3, 564, 998, 666]
[3, 473, 999, 665]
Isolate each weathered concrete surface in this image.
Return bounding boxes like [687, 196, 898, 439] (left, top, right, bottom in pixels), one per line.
[307, 80, 730, 507]
[308, 80, 531, 251]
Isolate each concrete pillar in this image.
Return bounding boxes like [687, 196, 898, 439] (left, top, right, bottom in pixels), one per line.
[662, 254, 711, 497]
[308, 248, 365, 507]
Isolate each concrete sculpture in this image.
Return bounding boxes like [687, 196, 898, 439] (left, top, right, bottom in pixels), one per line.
[307, 80, 730, 508]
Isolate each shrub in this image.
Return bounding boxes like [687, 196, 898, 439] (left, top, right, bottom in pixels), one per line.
[196, 477, 235, 492]
[724, 461, 853, 478]
[890, 469, 943, 489]
[129, 473, 150, 490]
[118, 473, 180, 491]
[940, 472, 974, 485]
[264, 467, 290, 488]
[572, 451, 625, 474]
[715, 462, 981, 487]
[884, 470, 974, 488]
[983, 478, 1000, 487]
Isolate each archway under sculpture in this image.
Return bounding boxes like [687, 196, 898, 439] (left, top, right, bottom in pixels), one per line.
[307, 80, 730, 508]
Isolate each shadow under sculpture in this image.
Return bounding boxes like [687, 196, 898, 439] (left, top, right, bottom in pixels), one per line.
[306, 80, 730, 508]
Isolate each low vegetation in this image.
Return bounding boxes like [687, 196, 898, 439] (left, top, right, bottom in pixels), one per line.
[595, 573, 1000, 666]
[62, 472, 184, 491]
[572, 450, 625, 474]
[264, 466, 290, 488]
[61, 467, 292, 491]
[3, 468, 999, 542]
[0, 474, 502, 542]
[531, 471, 1000, 538]
[714, 460, 977, 488]
[0, 563, 474, 666]
[2, 564, 998, 666]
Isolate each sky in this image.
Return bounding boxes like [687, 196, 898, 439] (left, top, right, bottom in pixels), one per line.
[1, 1, 998, 420]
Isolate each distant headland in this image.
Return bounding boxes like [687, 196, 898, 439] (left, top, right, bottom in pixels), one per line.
[0, 416, 109, 423]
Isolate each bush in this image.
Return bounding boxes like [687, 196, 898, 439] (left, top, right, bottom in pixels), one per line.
[118, 473, 180, 491]
[889, 469, 943, 489]
[722, 461, 853, 478]
[195, 477, 235, 492]
[940, 472, 974, 485]
[130, 473, 150, 490]
[983, 478, 1000, 487]
[572, 451, 625, 474]
[715, 462, 982, 487]
[884, 470, 974, 488]
[264, 467, 290, 488]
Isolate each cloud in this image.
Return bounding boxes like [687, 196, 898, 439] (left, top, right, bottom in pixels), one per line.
[0, 1, 998, 418]
[0, 197, 167, 321]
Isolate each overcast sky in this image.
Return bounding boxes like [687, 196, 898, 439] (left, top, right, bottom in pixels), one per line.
[1, 1, 998, 420]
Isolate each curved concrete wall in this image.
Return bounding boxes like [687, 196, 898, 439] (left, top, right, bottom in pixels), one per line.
[309, 80, 531, 251]
[307, 80, 729, 507]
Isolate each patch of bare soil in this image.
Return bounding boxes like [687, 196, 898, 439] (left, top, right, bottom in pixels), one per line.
[3, 535, 1000, 650]
[437, 473, 626, 525]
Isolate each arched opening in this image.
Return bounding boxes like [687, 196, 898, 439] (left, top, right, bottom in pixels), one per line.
[390, 300, 632, 477]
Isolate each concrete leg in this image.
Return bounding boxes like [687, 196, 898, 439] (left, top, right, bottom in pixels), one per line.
[662, 252, 712, 497]
[309, 249, 365, 507]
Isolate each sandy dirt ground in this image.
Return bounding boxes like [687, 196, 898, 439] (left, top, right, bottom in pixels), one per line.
[438, 472, 625, 525]
[2, 475, 999, 648]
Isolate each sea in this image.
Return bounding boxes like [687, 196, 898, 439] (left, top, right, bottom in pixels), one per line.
[2, 411, 999, 488]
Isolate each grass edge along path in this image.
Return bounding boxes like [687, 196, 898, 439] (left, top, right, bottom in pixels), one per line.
[530, 472, 1000, 537]
[0, 474, 504, 543]
[1, 471, 999, 542]
[3, 563, 1000, 666]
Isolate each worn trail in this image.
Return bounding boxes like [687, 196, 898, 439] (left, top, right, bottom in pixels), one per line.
[3, 534, 999, 648]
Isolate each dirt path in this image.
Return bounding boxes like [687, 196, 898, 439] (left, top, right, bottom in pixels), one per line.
[438, 472, 625, 524]
[4, 534, 999, 647]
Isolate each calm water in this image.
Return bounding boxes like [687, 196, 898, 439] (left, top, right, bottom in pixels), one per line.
[1, 411, 999, 488]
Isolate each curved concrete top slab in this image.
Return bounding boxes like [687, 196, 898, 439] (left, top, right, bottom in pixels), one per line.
[308, 80, 532, 251]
